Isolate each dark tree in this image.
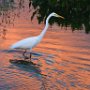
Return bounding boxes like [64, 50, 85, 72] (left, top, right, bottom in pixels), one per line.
[0, 0, 90, 34]
[29, 0, 90, 33]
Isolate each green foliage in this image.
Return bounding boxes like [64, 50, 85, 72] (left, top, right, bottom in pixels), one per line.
[29, 0, 90, 33]
[0, 0, 90, 34]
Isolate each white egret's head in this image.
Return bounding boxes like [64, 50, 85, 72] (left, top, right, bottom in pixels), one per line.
[50, 12, 64, 19]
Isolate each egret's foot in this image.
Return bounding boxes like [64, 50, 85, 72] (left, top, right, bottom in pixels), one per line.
[28, 61, 42, 67]
[28, 60, 36, 65]
[36, 64, 42, 67]
[40, 73, 48, 77]
[24, 56, 29, 59]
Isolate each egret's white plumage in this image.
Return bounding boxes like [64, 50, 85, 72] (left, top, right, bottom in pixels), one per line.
[10, 12, 64, 61]
[11, 36, 41, 50]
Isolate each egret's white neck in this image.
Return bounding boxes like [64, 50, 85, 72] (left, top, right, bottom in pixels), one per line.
[39, 15, 52, 38]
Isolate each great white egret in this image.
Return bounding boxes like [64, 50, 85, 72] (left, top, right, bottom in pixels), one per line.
[10, 12, 64, 62]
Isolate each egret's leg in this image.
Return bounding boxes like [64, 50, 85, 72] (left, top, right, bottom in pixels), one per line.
[29, 52, 37, 65]
[30, 52, 32, 62]
[29, 52, 40, 66]
[23, 49, 28, 60]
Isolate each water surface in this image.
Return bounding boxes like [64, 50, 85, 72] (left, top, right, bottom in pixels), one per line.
[0, 24, 90, 90]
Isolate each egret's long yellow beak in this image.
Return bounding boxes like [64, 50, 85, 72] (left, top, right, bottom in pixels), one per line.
[58, 15, 64, 19]
[56, 14, 64, 19]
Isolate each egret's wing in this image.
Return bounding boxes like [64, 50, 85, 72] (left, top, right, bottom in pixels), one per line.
[10, 36, 39, 49]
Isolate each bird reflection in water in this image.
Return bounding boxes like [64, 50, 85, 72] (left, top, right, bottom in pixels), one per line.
[10, 59, 42, 75]
[9, 59, 48, 90]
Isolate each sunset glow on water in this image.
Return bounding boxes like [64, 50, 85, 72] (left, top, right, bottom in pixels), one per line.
[0, 3, 90, 89]
[0, 22, 90, 90]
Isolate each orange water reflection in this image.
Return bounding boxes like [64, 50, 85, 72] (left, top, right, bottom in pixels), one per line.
[0, 24, 90, 90]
